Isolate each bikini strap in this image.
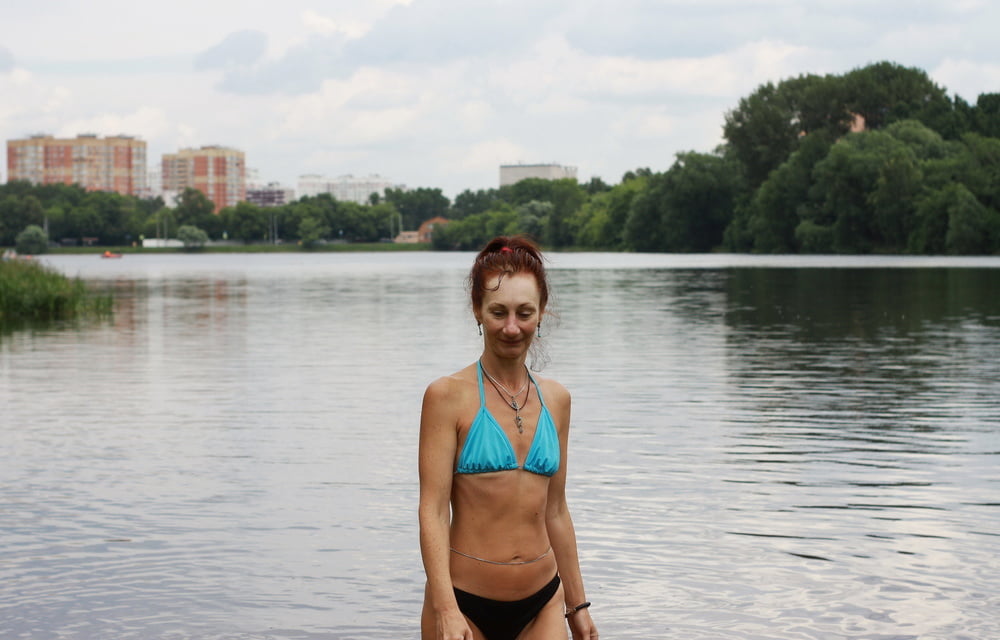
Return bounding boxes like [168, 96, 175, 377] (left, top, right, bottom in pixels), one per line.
[528, 371, 547, 408]
[476, 361, 486, 405]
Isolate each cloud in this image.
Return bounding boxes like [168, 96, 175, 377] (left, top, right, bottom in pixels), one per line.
[204, 0, 562, 95]
[58, 107, 172, 140]
[0, 69, 72, 131]
[931, 59, 1000, 101]
[274, 67, 426, 144]
[441, 138, 530, 174]
[341, 0, 558, 66]
[301, 9, 369, 39]
[195, 30, 268, 70]
[0, 45, 13, 73]
[211, 33, 350, 94]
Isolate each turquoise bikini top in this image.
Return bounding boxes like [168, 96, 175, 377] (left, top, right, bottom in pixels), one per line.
[455, 362, 561, 477]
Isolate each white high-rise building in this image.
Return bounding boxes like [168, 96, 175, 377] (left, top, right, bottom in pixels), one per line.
[499, 163, 577, 187]
[297, 174, 400, 204]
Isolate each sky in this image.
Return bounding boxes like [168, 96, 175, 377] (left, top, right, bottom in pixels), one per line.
[2, 0, 999, 198]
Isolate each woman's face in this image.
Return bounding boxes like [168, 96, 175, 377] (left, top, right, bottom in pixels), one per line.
[477, 271, 543, 359]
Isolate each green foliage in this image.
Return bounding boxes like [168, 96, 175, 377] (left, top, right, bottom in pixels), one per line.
[222, 202, 269, 243]
[624, 152, 742, 252]
[943, 184, 999, 255]
[175, 188, 223, 239]
[0, 193, 45, 245]
[494, 178, 587, 247]
[384, 187, 450, 230]
[298, 216, 331, 249]
[0, 259, 112, 325]
[724, 74, 852, 188]
[841, 62, 951, 132]
[451, 188, 502, 219]
[730, 106, 1000, 255]
[15, 225, 49, 255]
[177, 225, 209, 249]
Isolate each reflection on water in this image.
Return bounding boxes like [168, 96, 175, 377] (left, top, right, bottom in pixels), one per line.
[1, 253, 998, 639]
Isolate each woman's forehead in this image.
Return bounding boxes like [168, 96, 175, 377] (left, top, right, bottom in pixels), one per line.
[483, 272, 541, 305]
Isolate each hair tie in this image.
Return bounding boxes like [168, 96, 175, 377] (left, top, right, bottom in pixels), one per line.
[500, 246, 513, 253]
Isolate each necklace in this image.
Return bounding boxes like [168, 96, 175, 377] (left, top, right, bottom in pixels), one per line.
[480, 361, 530, 433]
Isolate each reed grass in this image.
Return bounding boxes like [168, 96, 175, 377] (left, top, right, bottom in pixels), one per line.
[0, 259, 112, 324]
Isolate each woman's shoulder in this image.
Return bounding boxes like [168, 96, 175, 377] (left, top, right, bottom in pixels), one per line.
[423, 363, 478, 403]
[535, 373, 571, 405]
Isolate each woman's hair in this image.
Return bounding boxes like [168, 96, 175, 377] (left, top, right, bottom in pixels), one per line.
[468, 235, 549, 314]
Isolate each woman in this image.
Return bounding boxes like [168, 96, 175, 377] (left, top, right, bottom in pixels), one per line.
[419, 236, 598, 640]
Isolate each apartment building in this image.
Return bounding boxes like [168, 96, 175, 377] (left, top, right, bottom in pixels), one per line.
[297, 173, 399, 205]
[6, 134, 147, 196]
[162, 146, 245, 213]
[246, 182, 295, 207]
[499, 163, 578, 187]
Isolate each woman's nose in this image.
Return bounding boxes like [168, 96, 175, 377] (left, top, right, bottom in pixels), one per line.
[503, 315, 519, 334]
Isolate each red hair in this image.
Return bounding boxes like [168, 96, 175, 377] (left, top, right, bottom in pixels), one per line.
[468, 236, 549, 313]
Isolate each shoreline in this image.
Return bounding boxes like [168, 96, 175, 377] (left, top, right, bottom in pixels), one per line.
[44, 241, 434, 255]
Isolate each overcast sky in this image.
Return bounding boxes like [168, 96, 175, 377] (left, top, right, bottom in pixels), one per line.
[2, 0, 999, 197]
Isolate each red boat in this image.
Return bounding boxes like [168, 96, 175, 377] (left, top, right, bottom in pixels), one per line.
[101, 251, 123, 259]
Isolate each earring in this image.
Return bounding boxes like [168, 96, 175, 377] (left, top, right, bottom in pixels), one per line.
[478, 323, 482, 336]
[536, 323, 542, 338]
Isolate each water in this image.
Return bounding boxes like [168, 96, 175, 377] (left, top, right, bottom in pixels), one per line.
[2, 252, 999, 639]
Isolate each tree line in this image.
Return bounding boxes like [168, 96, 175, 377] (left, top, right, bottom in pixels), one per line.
[436, 61, 1000, 254]
[3, 61, 999, 254]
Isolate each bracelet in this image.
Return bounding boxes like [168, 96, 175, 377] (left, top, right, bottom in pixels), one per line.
[565, 601, 591, 618]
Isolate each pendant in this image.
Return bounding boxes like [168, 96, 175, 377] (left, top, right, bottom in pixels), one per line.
[515, 414, 524, 433]
[511, 400, 519, 411]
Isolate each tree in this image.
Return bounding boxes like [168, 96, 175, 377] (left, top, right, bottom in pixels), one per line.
[583, 176, 611, 194]
[660, 152, 743, 252]
[515, 201, 551, 241]
[174, 188, 221, 237]
[623, 179, 666, 252]
[842, 62, 951, 132]
[971, 93, 1000, 138]
[0, 194, 45, 245]
[177, 225, 209, 249]
[943, 184, 997, 254]
[223, 202, 268, 243]
[727, 131, 833, 253]
[451, 188, 501, 219]
[496, 178, 586, 247]
[723, 74, 851, 189]
[298, 216, 330, 248]
[15, 225, 48, 255]
[384, 187, 450, 230]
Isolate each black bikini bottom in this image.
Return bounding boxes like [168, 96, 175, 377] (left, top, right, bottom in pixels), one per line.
[453, 574, 560, 640]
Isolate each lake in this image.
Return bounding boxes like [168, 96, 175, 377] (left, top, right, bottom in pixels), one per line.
[2, 252, 999, 639]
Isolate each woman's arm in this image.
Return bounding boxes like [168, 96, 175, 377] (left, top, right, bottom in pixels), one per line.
[545, 383, 598, 640]
[418, 377, 472, 640]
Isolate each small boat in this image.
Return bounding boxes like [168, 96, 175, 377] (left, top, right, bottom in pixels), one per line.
[101, 251, 123, 259]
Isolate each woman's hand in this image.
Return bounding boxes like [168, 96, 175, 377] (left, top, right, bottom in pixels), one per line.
[568, 607, 597, 640]
[436, 608, 474, 640]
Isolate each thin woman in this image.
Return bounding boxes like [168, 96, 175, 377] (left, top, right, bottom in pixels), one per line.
[419, 236, 598, 640]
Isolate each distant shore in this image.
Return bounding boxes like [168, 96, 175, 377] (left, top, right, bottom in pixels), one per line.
[46, 242, 434, 255]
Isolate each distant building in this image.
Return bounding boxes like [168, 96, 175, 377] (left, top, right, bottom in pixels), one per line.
[499, 163, 577, 187]
[394, 230, 421, 243]
[297, 173, 401, 204]
[162, 145, 245, 213]
[6, 133, 147, 196]
[246, 182, 295, 208]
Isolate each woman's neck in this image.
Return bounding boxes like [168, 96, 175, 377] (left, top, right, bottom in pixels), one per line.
[479, 353, 528, 387]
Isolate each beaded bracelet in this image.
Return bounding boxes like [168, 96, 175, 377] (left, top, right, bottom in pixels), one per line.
[565, 601, 591, 618]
